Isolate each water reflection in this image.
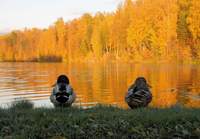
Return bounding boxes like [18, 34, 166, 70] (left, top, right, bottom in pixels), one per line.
[0, 62, 199, 108]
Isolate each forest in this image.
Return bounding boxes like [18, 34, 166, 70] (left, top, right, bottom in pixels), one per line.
[0, 0, 199, 62]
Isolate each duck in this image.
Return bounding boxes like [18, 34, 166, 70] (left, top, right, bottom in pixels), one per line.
[50, 75, 76, 107]
[125, 77, 152, 109]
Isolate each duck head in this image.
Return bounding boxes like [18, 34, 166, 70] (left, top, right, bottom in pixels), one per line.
[57, 75, 69, 91]
[134, 77, 150, 90]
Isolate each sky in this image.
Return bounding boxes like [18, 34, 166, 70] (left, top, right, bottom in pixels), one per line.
[0, 0, 124, 33]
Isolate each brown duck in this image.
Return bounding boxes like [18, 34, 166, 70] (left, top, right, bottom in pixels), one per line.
[125, 77, 152, 109]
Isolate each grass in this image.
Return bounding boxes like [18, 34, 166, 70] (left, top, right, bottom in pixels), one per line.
[0, 101, 200, 139]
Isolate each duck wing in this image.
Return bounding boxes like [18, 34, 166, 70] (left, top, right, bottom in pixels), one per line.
[126, 89, 152, 108]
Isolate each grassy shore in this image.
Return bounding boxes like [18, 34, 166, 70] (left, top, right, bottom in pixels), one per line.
[0, 100, 200, 139]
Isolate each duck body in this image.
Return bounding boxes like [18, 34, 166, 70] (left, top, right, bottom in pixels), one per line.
[50, 75, 76, 107]
[125, 77, 152, 109]
[50, 84, 76, 107]
[125, 89, 152, 109]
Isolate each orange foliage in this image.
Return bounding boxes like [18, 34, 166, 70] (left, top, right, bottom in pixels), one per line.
[0, 0, 199, 62]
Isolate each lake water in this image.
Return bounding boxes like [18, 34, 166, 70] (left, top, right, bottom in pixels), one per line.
[0, 62, 199, 108]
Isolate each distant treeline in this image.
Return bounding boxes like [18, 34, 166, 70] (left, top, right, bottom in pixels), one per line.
[0, 0, 199, 62]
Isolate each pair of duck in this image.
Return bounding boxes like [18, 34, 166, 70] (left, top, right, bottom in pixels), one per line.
[50, 75, 152, 109]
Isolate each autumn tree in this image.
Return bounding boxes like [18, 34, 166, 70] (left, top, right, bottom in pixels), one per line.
[55, 18, 67, 59]
[177, 0, 191, 44]
[91, 13, 105, 58]
[79, 14, 93, 56]
[187, 0, 200, 58]
[127, 0, 178, 60]
[111, 0, 133, 59]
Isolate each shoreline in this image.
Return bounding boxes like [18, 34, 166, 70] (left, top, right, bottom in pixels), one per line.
[1, 59, 200, 64]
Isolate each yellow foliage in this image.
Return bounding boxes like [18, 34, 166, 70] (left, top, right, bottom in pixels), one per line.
[0, 0, 199, 62]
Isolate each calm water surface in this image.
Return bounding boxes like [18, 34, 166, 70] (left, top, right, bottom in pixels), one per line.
[0, 62, 200, 108]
